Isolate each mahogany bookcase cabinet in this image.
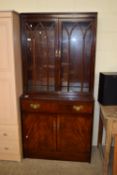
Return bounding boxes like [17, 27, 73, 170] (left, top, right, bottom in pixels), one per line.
[20, 13, 97, 162]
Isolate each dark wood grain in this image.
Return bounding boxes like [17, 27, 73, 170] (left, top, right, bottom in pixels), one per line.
[20, 13, 97, 94]
[21, 99, 93, 114]
[20, 12, 97, 162]
[22, 113, 56, 156]
[57, 114, 92, 153]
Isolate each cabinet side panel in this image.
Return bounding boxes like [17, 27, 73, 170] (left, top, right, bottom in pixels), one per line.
[0, 11, 22, 161]
[12, 12, 23, 159]
[0, 79, 17, 124]
[0, 18, 13, 71]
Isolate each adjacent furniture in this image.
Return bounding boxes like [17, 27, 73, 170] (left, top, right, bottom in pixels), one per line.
[98, 72, 117, 105]
[0, 11, 22, 161]
[20, 13, 97, 162]
[98, 105, 117, 175]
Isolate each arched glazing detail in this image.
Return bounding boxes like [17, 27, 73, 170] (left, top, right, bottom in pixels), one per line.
[24, 21, 56, 92]
[60, 21, 96, 93]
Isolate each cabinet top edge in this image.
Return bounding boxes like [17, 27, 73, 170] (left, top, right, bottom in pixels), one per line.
[0, 10, 19, 17]
[20, 12, 97, 18]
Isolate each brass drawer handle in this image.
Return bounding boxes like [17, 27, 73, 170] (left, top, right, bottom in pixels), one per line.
[30, 103, 40, 109]
[73, 105, 83, 111]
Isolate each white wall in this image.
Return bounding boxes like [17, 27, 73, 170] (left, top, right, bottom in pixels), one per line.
[0, 0, 117, 145]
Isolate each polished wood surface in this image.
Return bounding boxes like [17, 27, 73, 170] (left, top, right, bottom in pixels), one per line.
[21, 98, 93, 114]
[20, 13, 97, 94]
[56, 114, 92, 153]
[22, 113, 56, 155]
[98, 106, 117, 175]
[113, 135, 117, 175]
[21, 96, 93, 161]
[20, 13, 97, 162]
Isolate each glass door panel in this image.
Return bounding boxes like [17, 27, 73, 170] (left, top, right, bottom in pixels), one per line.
[24, 20, 57, 92]
[60, 19, 96, 93]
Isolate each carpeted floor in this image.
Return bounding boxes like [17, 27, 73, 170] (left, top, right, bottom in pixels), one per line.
[0, 148, 103, 175]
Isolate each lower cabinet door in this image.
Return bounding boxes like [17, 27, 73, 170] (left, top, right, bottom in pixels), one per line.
[22, 113, 56, 158]
[22, 112, 93, 161]
[56, 114, 93, 160]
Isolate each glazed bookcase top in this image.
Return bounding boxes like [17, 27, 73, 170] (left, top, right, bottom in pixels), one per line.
[20, 12, 97, 97]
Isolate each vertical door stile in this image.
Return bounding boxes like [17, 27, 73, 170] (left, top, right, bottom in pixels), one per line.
[58, 18, 62, 90]
[55, 18, 60, 91]
[66, 22, 70, 92]
[81, 30, 86, 93]
[55, 19, 58, 91]
[32, 38, 37, 86]
[22, 22, 28, 92]
[89, 21, 97, 93]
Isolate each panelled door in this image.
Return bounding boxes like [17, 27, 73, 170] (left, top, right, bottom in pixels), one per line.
[56, 114, 92, 153]
[59, 18, 96, 93]
[22, 113, 56, 157]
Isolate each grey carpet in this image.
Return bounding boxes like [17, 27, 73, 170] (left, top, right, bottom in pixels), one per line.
[0, 148, 103, 175]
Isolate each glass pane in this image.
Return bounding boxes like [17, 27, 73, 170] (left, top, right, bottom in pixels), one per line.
[60, 21, 95, 93]
[25, 21, 56, 92]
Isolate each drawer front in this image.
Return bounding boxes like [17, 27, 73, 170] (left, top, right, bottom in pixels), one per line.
[58, 102, 93, 114]
[21, 99, 93, 114]
[0, 125, 19, 140]
[0, 140, 19, 154]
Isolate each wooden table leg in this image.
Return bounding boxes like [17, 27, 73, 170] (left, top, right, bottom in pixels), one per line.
[103, 120, 112, 175]
[113, 135, 117, 175]
[98, 110, 103, 147]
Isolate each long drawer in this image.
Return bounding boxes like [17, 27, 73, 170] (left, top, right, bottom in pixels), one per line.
[0, 125, 19, 141]
[21, 99, 93, 114]
[0, 140, 20, 154]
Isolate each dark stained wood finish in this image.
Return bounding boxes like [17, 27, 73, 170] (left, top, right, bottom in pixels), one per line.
[57, 114, 92, 153]
[21, 97, 94, 161]
[21, 98, 93, 114]
[20, 13, 97, 162]
[22, 113, 56, 157]
[21, 95, 94, 162]
[20, 13, 97, 94]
